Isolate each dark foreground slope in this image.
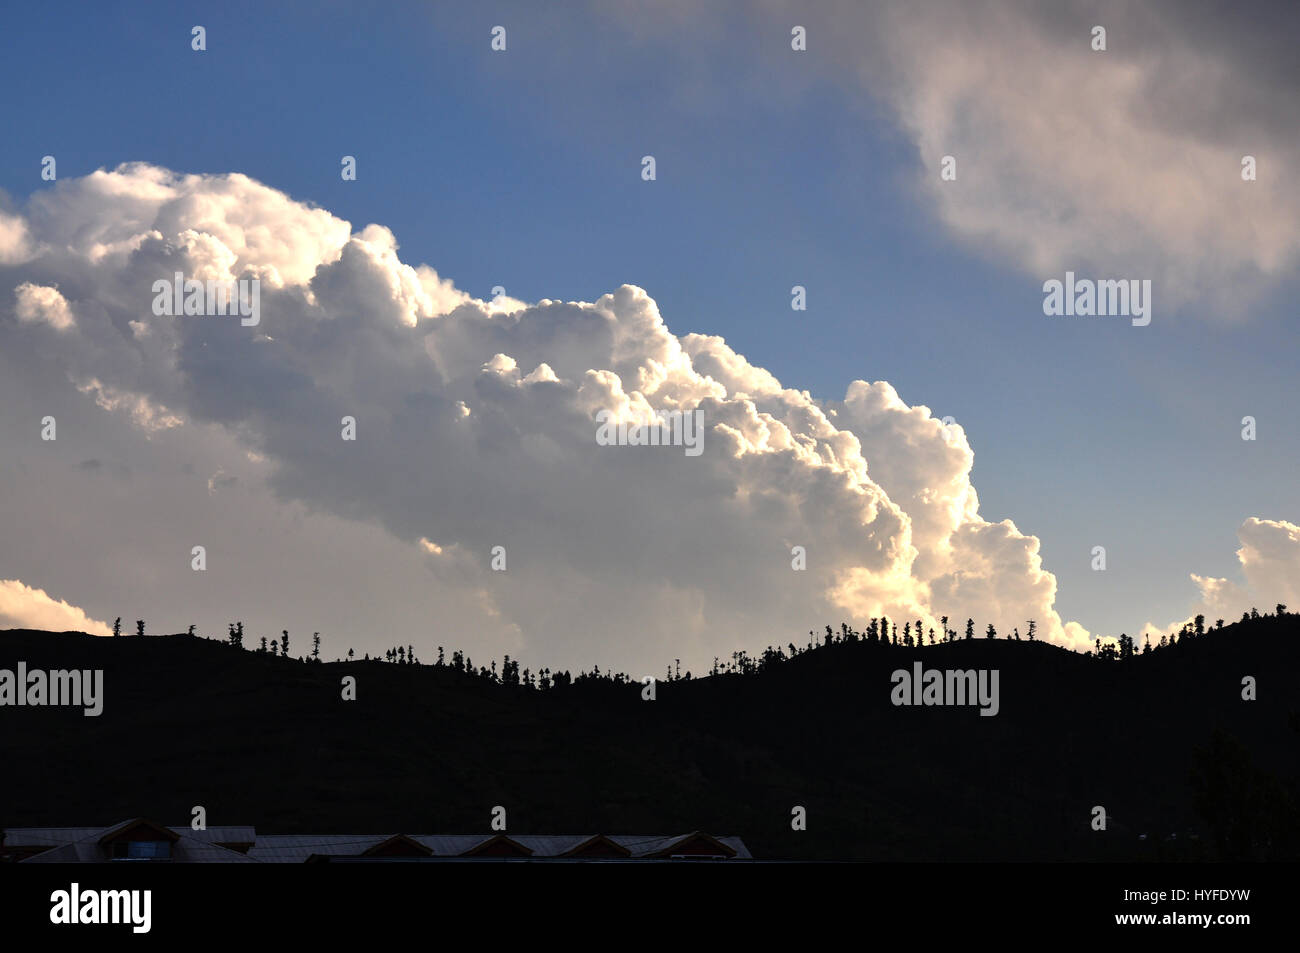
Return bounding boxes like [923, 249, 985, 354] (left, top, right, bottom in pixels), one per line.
[1, 619, 1297, 860]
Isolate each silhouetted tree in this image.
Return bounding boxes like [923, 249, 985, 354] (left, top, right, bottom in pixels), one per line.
[986, 623, 996, 639]
[1190, 727, 1297, 861]
[187, 624, 195, 636]
[1027, 619, 1036, 641]
[259, 635, 268, 653]
[136, 619, 145, 637]
[1194, 615, 1205, 638]
[113, 617, 121, 638]
[965, 618, 974, 640]
[312, 632, 321, 661]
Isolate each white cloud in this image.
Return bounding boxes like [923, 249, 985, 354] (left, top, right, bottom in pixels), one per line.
[2, 162, 1099, 669]
[0, 579, 111, 635]
[1143, 517, 1300, 637]
[594, 0, 1300, 315]
[15, 282, 74, 331]
[75, 377, 184, 433]
[0, 210, 36, 264]
[852, 0, 1300, 311]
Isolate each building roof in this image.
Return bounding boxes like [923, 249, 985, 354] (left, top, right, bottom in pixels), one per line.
[3, 821, 751, 862]
[9, 819, 257, 864]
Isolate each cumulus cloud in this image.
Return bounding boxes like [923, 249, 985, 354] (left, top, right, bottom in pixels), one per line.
[1236, 518, 1300, 609]
[0, 210, 36, 265]
[14, 282, 74, 331]
[0, 579, 112, 635]
[1145, 517, 1300, 637]
[2, 163, 1100, 667]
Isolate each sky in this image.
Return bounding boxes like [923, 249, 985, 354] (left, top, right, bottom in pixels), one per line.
[1, 0, 1297, 675]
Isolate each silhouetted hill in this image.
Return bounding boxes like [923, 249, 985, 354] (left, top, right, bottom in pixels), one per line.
[2, 618, 1297, 860]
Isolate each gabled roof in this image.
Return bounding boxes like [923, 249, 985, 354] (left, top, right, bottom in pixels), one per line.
[560, 834, 632, 858]
[459, 833, 534, 857]
[98, 818, 181, 845]
[5, 823, 751, 861]
[17, 821, 257, 863]
[619, 832, 741, 858]
[247, 834, 397, 863]
[362, 834, 434, 857]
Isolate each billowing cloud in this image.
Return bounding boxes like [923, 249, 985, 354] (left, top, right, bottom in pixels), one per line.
[15, 282, 74, 331]
[600, 0, 1300, 314]
[0, 579, 111, 636]
[1235, 518, 1300, 610]
[0, 210, 35, 265]
[2, 163, 1099, 668]
[1143, 517, 1300, 638]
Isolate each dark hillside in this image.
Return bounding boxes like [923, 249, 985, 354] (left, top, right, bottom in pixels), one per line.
[1, 617, 1296, 860]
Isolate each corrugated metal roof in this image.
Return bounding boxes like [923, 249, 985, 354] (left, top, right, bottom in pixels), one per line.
[184, 826, 256, 844]
[6, 823, 751, 861]
[4, 827, 103, 846]
[17, 826, 257, 863]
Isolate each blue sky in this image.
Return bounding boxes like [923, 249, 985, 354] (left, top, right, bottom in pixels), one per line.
[1, 0, 1297, 666]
